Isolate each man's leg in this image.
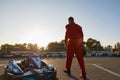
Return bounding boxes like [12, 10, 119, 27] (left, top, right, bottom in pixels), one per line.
[75, 46, 86, 78]
[66, 49, 74, 70]
[64, 43, 74, 74]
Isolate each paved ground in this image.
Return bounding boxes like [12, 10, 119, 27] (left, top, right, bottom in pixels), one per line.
[0, 57, 120, 80]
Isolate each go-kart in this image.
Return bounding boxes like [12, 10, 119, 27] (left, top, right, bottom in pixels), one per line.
[4, 54, 57, 80]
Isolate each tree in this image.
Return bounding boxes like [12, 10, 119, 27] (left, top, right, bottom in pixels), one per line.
[14, 43, 27, 51]
[1, 44, 14, 54]
[26, 43, 39, 52]
[104, 45, 112, 52]
[86, 38, 95, 51]
[114, 44, 117, 49]
[115, 42, 120, 49]
[46, 40, 65, 52]
[46, 42, 58, 52]
[33, 44, 39, 52]
[86, 38, 103, 52]
[39, 47, 45, 52]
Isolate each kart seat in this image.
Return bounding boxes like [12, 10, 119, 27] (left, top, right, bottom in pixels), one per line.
[17, 63, 26, 72]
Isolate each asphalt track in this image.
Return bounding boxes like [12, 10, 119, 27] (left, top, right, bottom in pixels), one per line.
[0, 57, 120, 80]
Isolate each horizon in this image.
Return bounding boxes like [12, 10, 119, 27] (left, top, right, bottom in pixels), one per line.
[0, 38, 119, 48]
[0, 0, 120, 47]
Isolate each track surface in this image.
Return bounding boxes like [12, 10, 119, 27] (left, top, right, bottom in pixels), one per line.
[0, 57, 120, 80]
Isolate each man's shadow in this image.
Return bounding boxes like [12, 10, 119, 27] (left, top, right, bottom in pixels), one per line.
[67, 74, 90, 80]
[67, 74, 79, 80]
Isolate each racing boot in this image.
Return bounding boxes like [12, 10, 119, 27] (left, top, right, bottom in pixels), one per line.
[63, 69, 71, 75]
[80, 72, 87, 80]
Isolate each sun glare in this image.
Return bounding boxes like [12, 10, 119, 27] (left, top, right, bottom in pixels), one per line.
[23, 30, 52, 47]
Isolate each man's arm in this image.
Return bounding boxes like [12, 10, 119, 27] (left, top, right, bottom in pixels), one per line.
[79, 25, 84, 41]
[65, 25, 70, 46]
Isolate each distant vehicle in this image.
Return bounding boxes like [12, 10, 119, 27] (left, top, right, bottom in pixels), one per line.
[3, 54, 14, 58]
[112, 52, 120, 57]
[4, 53, 57, 80]
[90, 51, 108, 57]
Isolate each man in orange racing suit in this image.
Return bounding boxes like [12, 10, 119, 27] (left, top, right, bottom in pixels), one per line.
[64, 17, 87, 79]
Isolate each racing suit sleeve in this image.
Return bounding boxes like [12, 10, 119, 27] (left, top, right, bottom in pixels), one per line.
[65, 25, 70, 46]
[78, 25, 84, 42]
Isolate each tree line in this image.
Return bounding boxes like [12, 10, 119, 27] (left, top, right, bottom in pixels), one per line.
[0, 38, 120, 54]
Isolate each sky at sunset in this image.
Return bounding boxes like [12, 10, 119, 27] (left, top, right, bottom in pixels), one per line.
[0, 0, 120, 47]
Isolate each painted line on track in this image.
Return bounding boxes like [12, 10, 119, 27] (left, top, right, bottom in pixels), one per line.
[85, 63, 101, 65]
[0, 64, 6, 67]
[92, 64, 120, 77]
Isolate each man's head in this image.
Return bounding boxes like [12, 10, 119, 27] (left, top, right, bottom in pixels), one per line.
[68, 17, 74, 24]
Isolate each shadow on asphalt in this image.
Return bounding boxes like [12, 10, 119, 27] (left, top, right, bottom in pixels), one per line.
[67, 74, 79, 80]
[0, 74, 60, 80]
[55, 77, 60, 80]
[0, 74, 4, 80]
[67, 74, 90, 80]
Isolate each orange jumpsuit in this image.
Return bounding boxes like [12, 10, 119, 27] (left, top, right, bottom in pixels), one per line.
[65, 22, 86, 74]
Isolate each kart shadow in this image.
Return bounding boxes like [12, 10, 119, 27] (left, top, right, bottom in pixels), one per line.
[0, 74, 59, 80]
[55, 77, 59, 80]
[0, 74, 4, 80]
